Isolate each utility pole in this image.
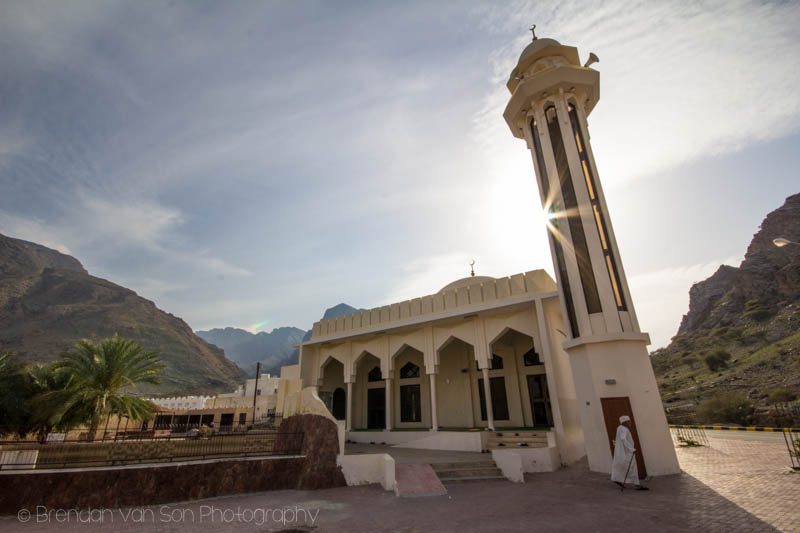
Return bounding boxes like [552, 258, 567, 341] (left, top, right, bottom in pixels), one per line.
[251, 361, 261, 427]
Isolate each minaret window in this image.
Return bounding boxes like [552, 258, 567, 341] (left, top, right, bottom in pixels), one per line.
[545, 105, 602, 316]
[567, 104, 627, 311]
[531, 116, 580, 338]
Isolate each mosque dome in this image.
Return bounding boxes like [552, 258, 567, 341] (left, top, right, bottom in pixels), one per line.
[439, 276, 496, 293]
[506, 36, 582, 93]
[517, 37, 563, 67]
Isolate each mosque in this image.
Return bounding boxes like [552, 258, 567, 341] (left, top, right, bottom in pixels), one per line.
[278, 32, 680, 478]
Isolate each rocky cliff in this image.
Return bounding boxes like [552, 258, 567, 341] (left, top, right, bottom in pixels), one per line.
[0, 233, 245, 394]
[652, 193, 800, 423]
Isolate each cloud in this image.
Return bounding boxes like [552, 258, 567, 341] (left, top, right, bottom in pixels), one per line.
[628, 256, 742, 350]
[0, 212, 71, 254]
[473, 0, 800, 188]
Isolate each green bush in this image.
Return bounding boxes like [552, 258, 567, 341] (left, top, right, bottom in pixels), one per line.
[696, 391, 753, 425]
[743, 299, 771, 321]
[711, 326, 729, 337]
[767, 388, 798, 404]
[704, 349, 731, 371]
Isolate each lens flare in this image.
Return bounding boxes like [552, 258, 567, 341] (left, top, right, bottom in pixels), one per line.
[248, 319, 271, 332]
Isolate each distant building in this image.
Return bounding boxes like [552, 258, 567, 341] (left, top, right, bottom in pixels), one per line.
[146, 395, 212, 411]
[217, 373, 280, 399]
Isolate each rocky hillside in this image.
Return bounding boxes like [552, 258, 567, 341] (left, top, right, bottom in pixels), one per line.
[651, 193, 800, 424]
[0, 233, 246, 395]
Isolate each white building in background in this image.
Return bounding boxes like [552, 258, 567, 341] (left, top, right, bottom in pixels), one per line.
[275, 33, 679, 478]
[147, 395, 212, 411]
[217, 373, 280, 399]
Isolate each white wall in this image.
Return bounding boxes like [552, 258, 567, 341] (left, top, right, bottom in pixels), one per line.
[336, 454, 395, 491]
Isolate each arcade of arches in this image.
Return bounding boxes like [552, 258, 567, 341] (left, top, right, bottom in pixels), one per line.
[312, 303, 560, 432]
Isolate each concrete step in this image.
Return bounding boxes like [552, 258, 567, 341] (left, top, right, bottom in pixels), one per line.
[493, 432, 548, 439]
[489, 435, 547, 443]
[430, 461, 497, 471]
[438, 475, 508, 483]
[431, 460, 507, 483]
[434, 467, 504, 479]
[487, 440, 547, 448]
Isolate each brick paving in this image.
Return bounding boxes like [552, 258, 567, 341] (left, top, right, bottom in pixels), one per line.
[1, 433, 797, 532]
[675, 434, 799, 532]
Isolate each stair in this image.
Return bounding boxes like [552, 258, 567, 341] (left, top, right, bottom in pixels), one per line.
[430, 460, 506, 483]
[486, 431, 548, 450]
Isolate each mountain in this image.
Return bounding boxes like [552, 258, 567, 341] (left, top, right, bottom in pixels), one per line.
[196, 326, 307, 376]
[301, 302, 364, 342]
[651, 193, 800, 424]
[0, 233, 246, 395]
[199, 302, 364, 375]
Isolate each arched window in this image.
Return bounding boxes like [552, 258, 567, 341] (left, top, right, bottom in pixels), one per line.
[368, 366, 382, 382]
[332, 387, 346, 420]
[545, 104, 602, 318]
[567, 103, 627, 311]
[491, 354, 504, 370]
[400, 362, 420, 379]
[523, 347, 542, 366]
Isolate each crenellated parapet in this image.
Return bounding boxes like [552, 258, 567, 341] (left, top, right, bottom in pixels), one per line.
[308, 270, 556, 343]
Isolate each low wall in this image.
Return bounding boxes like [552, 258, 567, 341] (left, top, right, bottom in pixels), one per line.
[0, 413, 346, 515]
[337, 454, 395, 491]
[490, 445, 560, 481]
[0, 456, 303, 515]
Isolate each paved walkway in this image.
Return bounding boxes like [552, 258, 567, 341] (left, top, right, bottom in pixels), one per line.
[1, 433, 797, 532]
[675, 433, 799, 532]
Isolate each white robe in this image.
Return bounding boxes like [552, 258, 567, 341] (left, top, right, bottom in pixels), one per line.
[610, 424, 639, 485]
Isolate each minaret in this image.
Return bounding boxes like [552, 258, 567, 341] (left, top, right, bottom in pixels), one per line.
[504, 31, 679, 475]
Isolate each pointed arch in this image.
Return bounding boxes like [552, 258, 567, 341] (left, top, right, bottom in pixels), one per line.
[434, 334, 474, 355]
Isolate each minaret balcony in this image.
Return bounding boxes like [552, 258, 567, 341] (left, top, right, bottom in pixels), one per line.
[504, 65, 599, 139]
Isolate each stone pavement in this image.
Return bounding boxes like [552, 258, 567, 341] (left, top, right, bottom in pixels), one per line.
[1, 433, 797, 532]
[675, 433, 799, 532]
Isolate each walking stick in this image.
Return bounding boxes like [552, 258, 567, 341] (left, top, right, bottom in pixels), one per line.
[620, 450, 635, 492]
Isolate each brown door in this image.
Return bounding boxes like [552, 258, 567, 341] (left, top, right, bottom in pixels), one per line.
[600, 397, 647, 478]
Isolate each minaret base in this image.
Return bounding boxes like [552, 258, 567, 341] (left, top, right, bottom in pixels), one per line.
[564, 337, 680, 476]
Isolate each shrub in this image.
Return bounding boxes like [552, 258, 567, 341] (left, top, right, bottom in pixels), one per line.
[711, 326, 729, 337]
[696, 391, 753, 425]
[704, 349, 731, 371]
[767, 388, 798, 404]
[743, 299, 771, 321]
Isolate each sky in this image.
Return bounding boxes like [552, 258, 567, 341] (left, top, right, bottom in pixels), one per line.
[1, 0, 799, 349]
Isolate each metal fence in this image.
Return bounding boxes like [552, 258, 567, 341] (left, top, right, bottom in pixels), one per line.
[0, 429, 303, 470]
[670, 426, 709, 447]
[669, 424, 800, 471]
[783, 429, 800, 471]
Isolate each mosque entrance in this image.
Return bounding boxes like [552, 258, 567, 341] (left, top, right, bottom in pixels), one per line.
[601, 396, 647, 478]
[332, 387, 346, 420]
[527, 374, 553, 426]
[367, 388, 386, 429]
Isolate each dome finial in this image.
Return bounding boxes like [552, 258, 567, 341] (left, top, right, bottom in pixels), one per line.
[470, 259, 476, 277]
[529, 24, 537, 41]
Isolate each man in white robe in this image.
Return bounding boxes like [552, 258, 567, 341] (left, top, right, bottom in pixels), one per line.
[611, 415, 648, 490]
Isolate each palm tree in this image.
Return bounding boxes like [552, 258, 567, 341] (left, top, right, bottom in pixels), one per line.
[0, 351, 33, 436]
[40, 335, 164, 440]
[27, 362, 91, 438]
